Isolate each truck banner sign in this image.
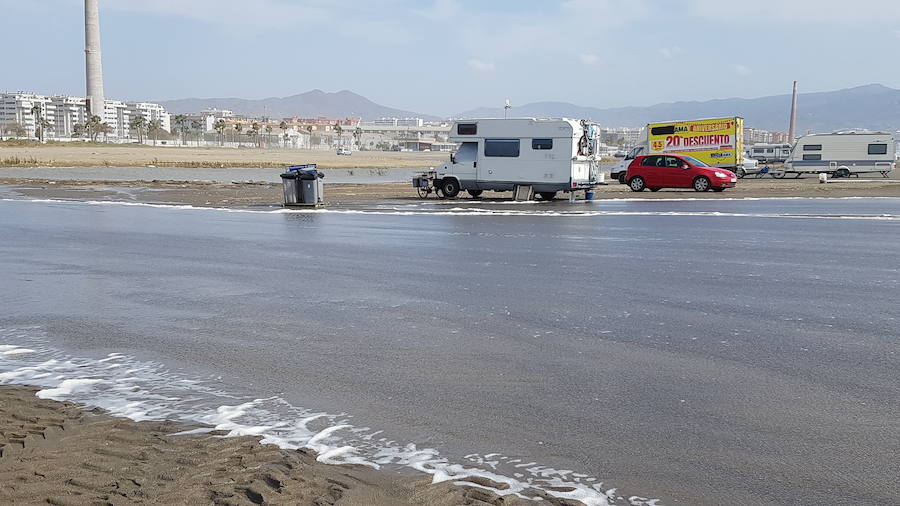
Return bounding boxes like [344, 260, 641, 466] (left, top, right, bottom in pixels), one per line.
[647, 117, 744, 167]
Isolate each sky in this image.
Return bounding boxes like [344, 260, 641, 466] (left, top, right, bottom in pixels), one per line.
[2, 0, 899, 116]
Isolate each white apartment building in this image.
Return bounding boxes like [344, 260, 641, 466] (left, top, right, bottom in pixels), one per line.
[365, 117, 425, 127]
[0, 91, 171, 140]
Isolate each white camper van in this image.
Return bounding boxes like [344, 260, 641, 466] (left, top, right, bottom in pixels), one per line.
[432, 118, 601, 200]
[784, 132, 896, 178]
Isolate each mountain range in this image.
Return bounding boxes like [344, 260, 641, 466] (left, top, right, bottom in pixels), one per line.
[160, 89, 440, 122]
[161, 84, 900, 133]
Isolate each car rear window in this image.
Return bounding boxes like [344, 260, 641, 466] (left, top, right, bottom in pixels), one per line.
[642, 156, 661, 166]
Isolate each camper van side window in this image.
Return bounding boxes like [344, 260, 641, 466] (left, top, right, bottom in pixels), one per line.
[802, 154, 822, 161]
[532, 138, 553, 150]
[485, 139, 520, 157]
[457, 123, 477, 135]
[868, 144, 888, 155]
[803, 144, 822, 151]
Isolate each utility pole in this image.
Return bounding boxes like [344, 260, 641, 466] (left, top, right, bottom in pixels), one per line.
[84, 0, 105, 118]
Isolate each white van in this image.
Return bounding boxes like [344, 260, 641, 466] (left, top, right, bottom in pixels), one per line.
[784, 132, 896, 178]
[433, 118, 601, 200]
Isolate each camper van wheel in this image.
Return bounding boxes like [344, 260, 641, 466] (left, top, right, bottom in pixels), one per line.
[538, 192, 557, 200]
[441, 178, 460, 198]
[772, 171, 786, 179]
[467, 189, 483, 198]
[628, 176, 646, 192]
[736, 168, 746, 179]
[692, 176, 711, 192]
[835, 168, 851, 178]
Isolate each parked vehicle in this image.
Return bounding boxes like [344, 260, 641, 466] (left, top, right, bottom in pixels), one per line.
[625, 154, 737, 192]
[747, 143, 792, 163]
[738, 156, 760, 178]
[611, 117, 744, 184]
[431, 118, 602, 200]
[783, 132, 896, 178]
[336, 147, 352, 155]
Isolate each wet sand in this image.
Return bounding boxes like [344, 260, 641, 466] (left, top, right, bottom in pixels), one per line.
[1, 174, 900, 209]
[0, 385, 564, 506]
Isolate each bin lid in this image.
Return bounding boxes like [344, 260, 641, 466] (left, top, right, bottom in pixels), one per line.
[280, 172, 299, 179]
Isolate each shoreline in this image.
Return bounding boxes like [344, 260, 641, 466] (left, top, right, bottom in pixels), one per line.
[0, 384, 564, 506]
[1, 175, 900, 209]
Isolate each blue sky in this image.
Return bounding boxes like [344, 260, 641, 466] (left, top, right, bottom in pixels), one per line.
[2, 0, 899, 116]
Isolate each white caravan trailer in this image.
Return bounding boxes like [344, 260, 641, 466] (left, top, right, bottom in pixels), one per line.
[748, 143, 792, 163]
[784, 132, 896, 178]
[432, 118, 601, 200]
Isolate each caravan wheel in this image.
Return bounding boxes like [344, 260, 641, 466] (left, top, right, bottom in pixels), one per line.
[834, 167, 851, 178]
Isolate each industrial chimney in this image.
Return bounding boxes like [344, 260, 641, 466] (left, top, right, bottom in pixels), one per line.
[84, 0, 105, 118]
[788, 81, 798, 142]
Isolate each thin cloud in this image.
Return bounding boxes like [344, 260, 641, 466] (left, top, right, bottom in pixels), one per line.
[732, 64, 752, 76]
[659, 46, 685, 59]
[467, 59, 496, 72]
[687, 0, 900, 24]
[579, 54, 600, 65]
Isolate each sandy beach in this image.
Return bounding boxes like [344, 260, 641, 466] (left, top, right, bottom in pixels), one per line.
[0, 144, 447, 169]
[0, 385, 567, 506]
[1, 172, 899, 209]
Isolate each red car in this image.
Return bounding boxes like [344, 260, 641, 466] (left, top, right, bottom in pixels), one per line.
[625, 154, 738, 192]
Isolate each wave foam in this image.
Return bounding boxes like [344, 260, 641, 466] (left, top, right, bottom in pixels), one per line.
[0, 326, 643, 506]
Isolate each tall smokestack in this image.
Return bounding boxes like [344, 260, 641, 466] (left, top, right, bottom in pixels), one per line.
[84, 0, 105, 118]
[788, 80, 798, 142]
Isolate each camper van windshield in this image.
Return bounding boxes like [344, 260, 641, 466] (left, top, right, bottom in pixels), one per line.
[682, 155, 709, 167]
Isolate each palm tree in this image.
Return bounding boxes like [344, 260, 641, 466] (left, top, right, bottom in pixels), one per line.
[129, 116, 147, 143]
[172, 114, 188, 145]
[191, 120, 203, 146]
[214, 120, 227, 146]
[333, 122, 343, 147]
[353, 127, 363, 150]
[85, 115, 104, 142]
[279, 121, 288, 148]
[250, 122, 260, 148]
[235, 123, 244, 147]
[30, 105, 44, 142]
[147, 120, 161, 146]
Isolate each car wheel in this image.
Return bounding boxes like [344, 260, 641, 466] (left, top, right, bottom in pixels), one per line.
[693, 176, 711, 192]
[649, 187, 661, 192]
[467, 189, 483, 198]
[538, 191, 557, 200]
[618, 173, 627, 184]
[629, 176, 646, 192]
[736, 168, 747, 179]
[441, 178, 460, 198]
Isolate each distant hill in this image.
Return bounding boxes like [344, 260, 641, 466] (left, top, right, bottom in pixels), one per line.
[160, 90, 440, 121]
[457, 84, 900, 133]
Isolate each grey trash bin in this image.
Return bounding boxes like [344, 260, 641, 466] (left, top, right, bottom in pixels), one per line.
[282, 167, 324, 207]
[280, 172, 301, 206]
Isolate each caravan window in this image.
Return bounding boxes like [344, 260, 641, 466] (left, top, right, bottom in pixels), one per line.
[485, 139, 520, 157]
[457, 123, 477, 135]
[802, 154, 822, 161]
[803, 144, 822, 151]
[868, 144, 888, 155]
[532, 138, 553, 150]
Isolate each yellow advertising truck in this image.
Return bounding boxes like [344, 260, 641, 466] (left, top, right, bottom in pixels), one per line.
[610, 117, 745, 183]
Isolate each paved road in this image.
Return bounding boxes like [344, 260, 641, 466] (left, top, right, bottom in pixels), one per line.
[1, 198, 899, 506]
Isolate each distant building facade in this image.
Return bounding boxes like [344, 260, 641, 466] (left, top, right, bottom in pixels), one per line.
[0, 91, 170, 140]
